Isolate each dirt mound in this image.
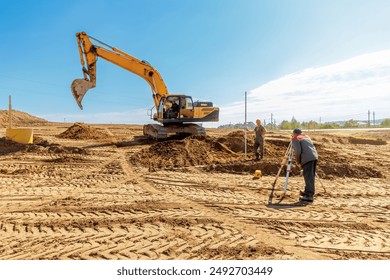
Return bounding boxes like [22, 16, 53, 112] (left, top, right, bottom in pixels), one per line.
[57, 122, 111, 140]
[129, 133, 296, 175]
[320, 163, 382, 179]
[129, 131, 384, 179]
[0, 137, 88, 156]
[0, 110, 48, 128]
[0, 138, 27, 155]
[215, 130, 291, 155]
[348, 136, 387, 145]
[216, 130, 252, 153]
[130, 135, 237, 170]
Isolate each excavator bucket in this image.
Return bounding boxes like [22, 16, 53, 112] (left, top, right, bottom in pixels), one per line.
[71, 78, 95, 109]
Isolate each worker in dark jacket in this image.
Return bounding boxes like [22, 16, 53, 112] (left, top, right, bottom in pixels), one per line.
[291, 128, 318, 202]
[254, 119, 267, 161]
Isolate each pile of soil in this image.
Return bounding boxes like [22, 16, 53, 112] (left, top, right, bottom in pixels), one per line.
[57, 123, 111, 140]
[348, 136, 387, 145]
[208, 139, 384, 179]
[129, 131, 384, 179]
[0, 138, 28, 155]
[0, 137, 87, 156]
[129, 132, 296, 173]
[129, 135, 237, 170]
[0, 110, 48, 128]
[216, 130, 254, 153]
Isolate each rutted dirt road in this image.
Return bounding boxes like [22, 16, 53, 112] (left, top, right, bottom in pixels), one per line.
[1, 123, 389, 260]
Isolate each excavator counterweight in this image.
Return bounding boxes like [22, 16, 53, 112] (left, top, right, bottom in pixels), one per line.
[71, 32, 219, 138]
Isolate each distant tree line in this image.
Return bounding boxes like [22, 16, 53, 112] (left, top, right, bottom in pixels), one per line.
[218, 117, 390, 129]
[279, 117, 390, 129]
[218, 121, 256, 129]
[381, 118, 390, 127]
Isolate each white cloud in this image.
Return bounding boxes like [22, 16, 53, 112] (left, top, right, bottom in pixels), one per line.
[220, 50, 390, 125]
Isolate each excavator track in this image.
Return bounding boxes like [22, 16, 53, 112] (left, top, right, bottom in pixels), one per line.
[143, 123, 206, 139]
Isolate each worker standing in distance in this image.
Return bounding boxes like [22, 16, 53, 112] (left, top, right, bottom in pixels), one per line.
[291, 128, 318, 203]
[253, 119, 267, 161]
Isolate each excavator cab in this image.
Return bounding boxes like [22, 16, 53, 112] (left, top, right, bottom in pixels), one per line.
[145, 94, 208, 138]
[155, 95, 195, 123]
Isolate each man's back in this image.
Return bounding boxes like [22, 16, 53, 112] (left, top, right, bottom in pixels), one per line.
[292, 134, 318, 165]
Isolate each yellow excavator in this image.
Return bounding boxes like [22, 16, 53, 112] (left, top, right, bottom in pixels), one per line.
[71, 32, 219, 139]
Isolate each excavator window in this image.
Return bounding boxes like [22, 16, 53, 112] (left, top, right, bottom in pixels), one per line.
[158, 96, 195, 120]
[185, 97, 193, 110]
[161, 97, 179, 119]
[158, 99, 164, 117]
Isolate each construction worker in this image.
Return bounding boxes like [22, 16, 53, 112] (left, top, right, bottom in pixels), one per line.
[253, 119, 267, 161]
[291, 128, 318, 203]
[170, 100, 180, 118]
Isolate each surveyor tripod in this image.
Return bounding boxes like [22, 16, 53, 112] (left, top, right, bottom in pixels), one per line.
[268, 141, 293, 204]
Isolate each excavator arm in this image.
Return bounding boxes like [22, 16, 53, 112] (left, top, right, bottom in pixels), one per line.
[71, 32, 169, 109]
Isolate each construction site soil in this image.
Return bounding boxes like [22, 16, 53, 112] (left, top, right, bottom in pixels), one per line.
[1, 121, 389, 260]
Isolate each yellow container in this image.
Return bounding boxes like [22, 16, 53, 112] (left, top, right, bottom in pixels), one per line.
[253, 170, 262, 179]
[6, 128, 33, 144]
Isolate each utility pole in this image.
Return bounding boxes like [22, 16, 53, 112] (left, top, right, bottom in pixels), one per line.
[270, 113, 273, 130]
[244, 91, 247, 159]
[368, 110, 371, 127]
[373, 111, 376, 127]
[8, 95, 12, 129]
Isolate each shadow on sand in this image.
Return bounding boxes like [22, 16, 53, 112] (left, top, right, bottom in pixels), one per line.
[266, 200, 311, 209]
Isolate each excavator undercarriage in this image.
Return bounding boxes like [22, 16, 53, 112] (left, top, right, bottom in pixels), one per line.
[143, 123, 205, 139]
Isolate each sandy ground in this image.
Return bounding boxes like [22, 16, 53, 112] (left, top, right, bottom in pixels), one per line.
[0, 123, 389, 260]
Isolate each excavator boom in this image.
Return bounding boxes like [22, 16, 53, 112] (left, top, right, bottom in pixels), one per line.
[71, 32, 168, 109]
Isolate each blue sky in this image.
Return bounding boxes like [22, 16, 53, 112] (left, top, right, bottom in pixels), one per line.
[1, 0, 390, 126]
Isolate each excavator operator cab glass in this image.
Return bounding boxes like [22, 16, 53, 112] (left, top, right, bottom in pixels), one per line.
[184, 97, 193, 110]
[158, 95, 194, 120]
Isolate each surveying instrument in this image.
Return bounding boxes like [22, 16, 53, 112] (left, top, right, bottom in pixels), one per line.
[268, 141, 294, 204]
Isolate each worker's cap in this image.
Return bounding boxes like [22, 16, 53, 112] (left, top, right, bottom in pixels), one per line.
[292, 128, 302, 135]
[256, 119, 261, 124]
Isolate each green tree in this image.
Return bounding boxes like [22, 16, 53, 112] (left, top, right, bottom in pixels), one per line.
[380, 118, 390, 127]
[301, 120, 318, 130]
[319, 122, 341, 129]
[279, 120, 292, 130]
[343, 119, 359, 128]
[278, 117, 302, 130]
[290, 116, 299, 129]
